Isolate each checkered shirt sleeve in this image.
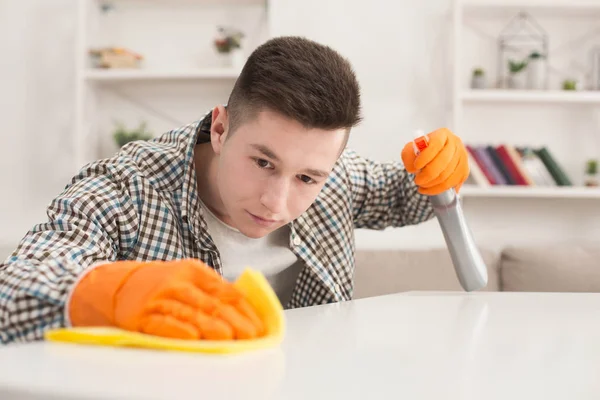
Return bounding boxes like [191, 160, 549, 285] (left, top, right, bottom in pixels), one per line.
[342, 149, 434, 229]
[0, 162, 138, 344]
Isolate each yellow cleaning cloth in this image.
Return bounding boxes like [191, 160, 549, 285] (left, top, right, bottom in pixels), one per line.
[45, 269, 285, 354]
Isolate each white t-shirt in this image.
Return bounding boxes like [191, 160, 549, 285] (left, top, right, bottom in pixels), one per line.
[199, 201, 303, 306]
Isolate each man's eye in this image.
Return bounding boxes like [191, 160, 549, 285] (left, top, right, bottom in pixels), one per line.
[299, 175, 316, 184]
[255, 158, 272, 169]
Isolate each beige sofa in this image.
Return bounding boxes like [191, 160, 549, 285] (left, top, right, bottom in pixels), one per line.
[353, 242, 600, 299]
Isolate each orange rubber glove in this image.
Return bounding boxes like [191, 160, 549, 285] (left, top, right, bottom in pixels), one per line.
[401, 128, 470, 196]
[69, 259, 265, 341]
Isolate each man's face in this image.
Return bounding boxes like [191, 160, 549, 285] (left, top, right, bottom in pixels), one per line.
[212, 108, 347, 239]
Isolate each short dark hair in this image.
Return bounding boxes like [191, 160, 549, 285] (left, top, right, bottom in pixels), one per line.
[226, 36, 362, 134]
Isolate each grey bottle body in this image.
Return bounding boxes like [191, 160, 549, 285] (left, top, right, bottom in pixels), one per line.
[429, 189, 488, 292]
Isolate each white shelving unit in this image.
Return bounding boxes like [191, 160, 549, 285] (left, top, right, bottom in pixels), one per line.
[460, 1, 600, 18]
[74, 0, 271, 170]
[452, 0, 600, 200]
[460, 185, 600, 199]
[83, 68, 242, 81]
[460, 89, 600, 104]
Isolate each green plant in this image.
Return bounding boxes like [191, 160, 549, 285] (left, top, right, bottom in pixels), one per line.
[473, 68, 484, 76]
[562, 79, 577, 90]
[508, 59, 528, 74]
[113, 121, 152, 147]
[586, 159, 598, 175]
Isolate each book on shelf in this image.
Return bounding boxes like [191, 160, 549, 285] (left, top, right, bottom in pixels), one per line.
[465, 144, 573, 187]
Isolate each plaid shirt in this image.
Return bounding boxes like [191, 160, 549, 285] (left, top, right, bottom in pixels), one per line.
[0, 112, 434, 344]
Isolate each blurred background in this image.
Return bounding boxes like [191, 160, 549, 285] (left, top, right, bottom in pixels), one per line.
[1, 0, 599, 270]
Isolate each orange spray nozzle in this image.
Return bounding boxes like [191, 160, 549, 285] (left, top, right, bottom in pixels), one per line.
[415, 136, 429, 151]
[412, 133, 430, 155]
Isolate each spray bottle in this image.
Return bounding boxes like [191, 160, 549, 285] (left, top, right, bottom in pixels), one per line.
[413, 133, 488, 292]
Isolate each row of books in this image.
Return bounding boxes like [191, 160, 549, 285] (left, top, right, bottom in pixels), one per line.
[466, 144, 572, 187]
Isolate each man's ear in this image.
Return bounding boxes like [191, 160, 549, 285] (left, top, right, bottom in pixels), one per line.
[210, 105, 229, 155]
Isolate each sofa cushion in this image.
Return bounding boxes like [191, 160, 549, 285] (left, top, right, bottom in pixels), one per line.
[500, 243, 600, 292]
[352, 247, 500, 299]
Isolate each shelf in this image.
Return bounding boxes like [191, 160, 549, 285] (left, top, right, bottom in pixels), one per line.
[460, 185, 600, 199]
[95, 0, 265, 6]
[83, 68, 241, 81]
[460, 90, 600, 104]
[461, 1, 600, 18]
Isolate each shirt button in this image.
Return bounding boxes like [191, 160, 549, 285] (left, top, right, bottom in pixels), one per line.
[293, 237, 301, 246]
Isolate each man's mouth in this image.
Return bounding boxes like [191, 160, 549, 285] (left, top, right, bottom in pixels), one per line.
[247, 211, 278, 227]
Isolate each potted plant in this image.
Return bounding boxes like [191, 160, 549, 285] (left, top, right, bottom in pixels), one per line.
[527, 51, 545, 90]
[507, 59, 528, 89]
[471, 68, 486, 89]
[113, 121, 153, 148]
[213, 26, 245, 69]
[584, 159, 598, 187]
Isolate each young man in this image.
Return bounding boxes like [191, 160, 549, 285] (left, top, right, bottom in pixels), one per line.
[0, 36, 469, 344]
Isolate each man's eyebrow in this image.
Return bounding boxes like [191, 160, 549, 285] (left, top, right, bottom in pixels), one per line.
[303, 168, 329, 178]
[250, 144, 279, 161]
[250, 143, 330, 178]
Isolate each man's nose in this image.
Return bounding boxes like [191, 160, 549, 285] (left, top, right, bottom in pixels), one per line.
[260, 177, 289, 216]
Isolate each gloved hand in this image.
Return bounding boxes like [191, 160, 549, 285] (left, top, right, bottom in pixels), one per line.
[69, 259, 264, 341]
[401, 128, 469, 196]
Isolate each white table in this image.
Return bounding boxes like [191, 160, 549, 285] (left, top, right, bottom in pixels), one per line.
[1, 291, 600, 400]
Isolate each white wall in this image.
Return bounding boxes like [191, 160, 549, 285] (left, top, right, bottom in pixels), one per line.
[0, 1, 77, 255]
[0, 0, 599, 258]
